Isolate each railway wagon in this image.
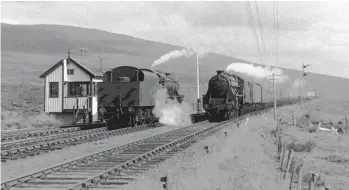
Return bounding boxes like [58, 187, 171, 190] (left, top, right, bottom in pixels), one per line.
[97, 66, 184, 130]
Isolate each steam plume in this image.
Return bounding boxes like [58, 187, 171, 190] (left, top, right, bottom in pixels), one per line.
[225, 62, 289, 83]
[152, 89, 192, 127]
[151, 48, 195, 68]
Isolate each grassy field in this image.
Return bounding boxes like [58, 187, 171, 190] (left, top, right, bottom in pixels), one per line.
[1, 23, 349, 129]
[277, 99, 349, 190]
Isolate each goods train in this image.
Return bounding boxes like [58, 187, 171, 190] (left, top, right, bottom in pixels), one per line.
[203, 70, 296, 121]
[97, 66, 184, 130]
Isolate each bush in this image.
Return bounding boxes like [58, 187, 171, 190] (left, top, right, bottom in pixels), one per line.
[308, 123, 318, 133]
[287, 140, 316, 152]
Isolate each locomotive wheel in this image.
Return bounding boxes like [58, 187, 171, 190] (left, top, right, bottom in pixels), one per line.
[129, 116, 137, 127]
[228, 110, 234, 119]
[106, 119, 115, 130]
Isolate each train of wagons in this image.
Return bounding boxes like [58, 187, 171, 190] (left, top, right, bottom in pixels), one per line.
[97, 66, 300, 130]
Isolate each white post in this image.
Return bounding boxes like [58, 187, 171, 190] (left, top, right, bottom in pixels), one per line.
[196, 52, 200, 112]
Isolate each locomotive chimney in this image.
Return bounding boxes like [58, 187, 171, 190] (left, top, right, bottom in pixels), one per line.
[216, 70, 224, 75]
[165, 73, 170, 76]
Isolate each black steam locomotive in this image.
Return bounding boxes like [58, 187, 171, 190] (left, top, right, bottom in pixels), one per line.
[97, 66, 183, 130]
[203, 70, 265, 121]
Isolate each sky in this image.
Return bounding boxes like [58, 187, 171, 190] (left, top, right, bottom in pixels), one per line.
[1, 1, 349, 79]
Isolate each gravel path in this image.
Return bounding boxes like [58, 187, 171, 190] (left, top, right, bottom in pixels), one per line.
[1, 125, 185, 182]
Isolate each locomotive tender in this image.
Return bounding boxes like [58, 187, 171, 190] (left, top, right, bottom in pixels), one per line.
[97, 66, 184, 130]
[203, 70, 264, 121]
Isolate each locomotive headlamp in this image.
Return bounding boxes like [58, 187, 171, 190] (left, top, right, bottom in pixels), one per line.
[204, 104, 209, 109]
[98, 107, 107, 114]
[128, 107, 134, 113]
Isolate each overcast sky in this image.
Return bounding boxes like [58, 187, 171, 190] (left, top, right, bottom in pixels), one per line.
[2, 1, 349, 78]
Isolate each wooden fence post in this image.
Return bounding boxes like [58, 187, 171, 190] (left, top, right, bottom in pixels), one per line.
[283, 149, 294, 180]
[345, 113, 348, 135]
[308, 172, 317, 190]
[280, 140, 287, 171]
[297, 161, 304, 190]
[289, 166, 295, 190]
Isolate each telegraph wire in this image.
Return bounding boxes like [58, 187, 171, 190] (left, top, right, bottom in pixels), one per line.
[245, 1, 265, 66]
[254, 1, 267, 67]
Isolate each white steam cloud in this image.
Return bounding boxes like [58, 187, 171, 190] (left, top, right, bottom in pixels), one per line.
[151, 48, 195, 68]
[225, 62, 289, 84]
[292, 77, 306, 88]
[152, 88, 192, 127]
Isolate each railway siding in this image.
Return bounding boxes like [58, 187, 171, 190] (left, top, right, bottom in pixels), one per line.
[1, 123, 105, 142]
[1, 123, 163, 162]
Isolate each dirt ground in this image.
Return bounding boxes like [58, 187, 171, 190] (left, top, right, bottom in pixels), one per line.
[117, 111, 289, 190]
[277, 99, 349, 190]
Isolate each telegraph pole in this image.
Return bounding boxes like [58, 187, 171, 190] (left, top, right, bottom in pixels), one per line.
[100, 58, 103, 73]
[269, 73, 282, 120]
[255, 83, 263, 103]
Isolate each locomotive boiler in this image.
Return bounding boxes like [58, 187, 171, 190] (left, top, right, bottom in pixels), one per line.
[203, 70, 246, 121]
[97, 66, 184, 130]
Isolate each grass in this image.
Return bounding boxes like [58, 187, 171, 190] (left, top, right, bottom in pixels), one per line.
[115, 112, 289, 190]
[1, 110, 62, 131]
[278, 100, 349, 190]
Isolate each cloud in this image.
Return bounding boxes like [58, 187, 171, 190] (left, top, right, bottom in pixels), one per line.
[2, 1, 349, 79]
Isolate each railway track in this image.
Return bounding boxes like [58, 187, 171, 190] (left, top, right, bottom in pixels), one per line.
[1, 123, 105, 143]
[1, 123, 163, 162]
[1, 111, 254, 190]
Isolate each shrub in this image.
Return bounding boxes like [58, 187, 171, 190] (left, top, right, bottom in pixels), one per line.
[308, 123, 318, 133]
[287, 140, 316, 152]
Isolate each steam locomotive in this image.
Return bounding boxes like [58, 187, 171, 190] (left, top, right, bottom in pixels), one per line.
[97, 66, 183, 130]
[203, 70, 265, 121]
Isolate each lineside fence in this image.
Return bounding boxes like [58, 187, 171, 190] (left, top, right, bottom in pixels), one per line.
[275, 115, 332, 190]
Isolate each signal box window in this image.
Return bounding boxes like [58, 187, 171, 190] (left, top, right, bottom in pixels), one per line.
[68, 82, 90, 97]
[49, 82, 59, 98]
[67, 69, 74, 75]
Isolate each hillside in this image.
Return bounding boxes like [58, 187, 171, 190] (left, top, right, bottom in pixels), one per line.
[1, 23, 349, 114]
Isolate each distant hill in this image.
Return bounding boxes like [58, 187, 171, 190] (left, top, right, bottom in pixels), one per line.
[1, 23, 348, 113]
